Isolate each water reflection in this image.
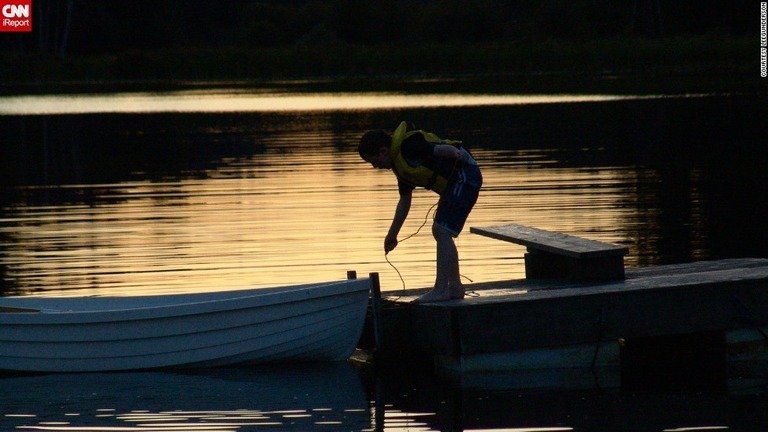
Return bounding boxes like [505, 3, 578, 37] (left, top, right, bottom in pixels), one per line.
[2, 360, 765, 431]
[0, 90, 668, 115]
[0, 134, 637, 296]
[0, 363, 371, 431]
[1, 94, 767, 298]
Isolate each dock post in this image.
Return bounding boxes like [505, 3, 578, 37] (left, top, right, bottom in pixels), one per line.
[369, 272, 384, 354]
[347, 270, 357, 280]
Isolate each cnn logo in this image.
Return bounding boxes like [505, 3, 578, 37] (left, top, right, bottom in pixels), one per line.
[1, 0, 31, 32]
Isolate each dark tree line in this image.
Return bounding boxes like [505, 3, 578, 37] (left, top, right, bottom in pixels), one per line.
[2, 0, 754, 57]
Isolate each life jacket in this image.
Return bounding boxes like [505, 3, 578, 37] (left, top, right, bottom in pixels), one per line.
[390, 121, 462, 194]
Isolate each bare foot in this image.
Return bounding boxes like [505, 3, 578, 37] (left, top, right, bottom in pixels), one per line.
[412, 287, 451, 303]
[413, 283, 465, 303]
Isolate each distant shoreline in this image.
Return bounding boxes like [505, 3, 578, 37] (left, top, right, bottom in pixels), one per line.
[1, 36, 763, 95]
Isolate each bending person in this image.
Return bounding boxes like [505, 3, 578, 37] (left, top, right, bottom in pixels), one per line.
[358, 121, 482, 302]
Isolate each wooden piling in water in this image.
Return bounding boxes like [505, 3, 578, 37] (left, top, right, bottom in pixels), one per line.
[369, 272, 384, 355]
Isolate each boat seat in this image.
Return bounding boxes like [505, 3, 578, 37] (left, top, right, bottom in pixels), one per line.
[470, 223, 628, 282]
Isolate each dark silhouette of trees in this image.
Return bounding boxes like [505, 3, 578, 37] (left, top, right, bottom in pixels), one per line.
[632, 0, 664, 36]
[36, 0, 75, 57]
[1, 0, 754, 57]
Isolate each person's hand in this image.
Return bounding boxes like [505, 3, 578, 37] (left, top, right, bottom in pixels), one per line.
[384, 234, 398, 255]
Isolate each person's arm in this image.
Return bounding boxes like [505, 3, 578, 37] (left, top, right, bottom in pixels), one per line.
[384, 190, 412, 254]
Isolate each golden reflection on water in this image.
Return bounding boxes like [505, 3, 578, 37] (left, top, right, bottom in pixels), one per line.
[2, 135, 637, 296]
[0, 93, 664, 296]
[0, 90, 658, 115]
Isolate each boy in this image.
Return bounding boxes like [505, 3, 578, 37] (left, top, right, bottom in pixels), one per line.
[358, 121, 482, 302]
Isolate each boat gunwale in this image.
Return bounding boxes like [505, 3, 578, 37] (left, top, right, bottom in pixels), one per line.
[0, 288, 370, 343]
[0, 278, 370, 325]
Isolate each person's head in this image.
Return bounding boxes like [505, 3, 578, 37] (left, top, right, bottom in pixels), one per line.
[358, 129, 392, 169]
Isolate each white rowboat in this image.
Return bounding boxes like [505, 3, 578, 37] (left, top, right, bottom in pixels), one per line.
[0, 278, 371, 373]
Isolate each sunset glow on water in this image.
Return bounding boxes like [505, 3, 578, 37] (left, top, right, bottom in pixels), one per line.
[0, 90, 667, 115]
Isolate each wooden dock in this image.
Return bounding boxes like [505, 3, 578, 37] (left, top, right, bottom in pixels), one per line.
[359, 224, 768, 389]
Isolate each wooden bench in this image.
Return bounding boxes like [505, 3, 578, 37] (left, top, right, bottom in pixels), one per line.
[470, 224, 629, 282]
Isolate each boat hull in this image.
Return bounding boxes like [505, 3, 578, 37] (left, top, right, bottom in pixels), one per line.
[0, 279, 371, 372]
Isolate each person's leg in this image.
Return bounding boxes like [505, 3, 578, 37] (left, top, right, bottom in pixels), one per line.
[435, 224, 463, 298]
[413, 164, 481, 303]
[413, 224, 463, 303]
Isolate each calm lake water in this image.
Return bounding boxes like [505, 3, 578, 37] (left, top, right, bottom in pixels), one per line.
[1, 86, 767, 430]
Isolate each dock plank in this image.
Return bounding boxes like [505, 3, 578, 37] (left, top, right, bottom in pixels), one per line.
[384, 258, 768, 304]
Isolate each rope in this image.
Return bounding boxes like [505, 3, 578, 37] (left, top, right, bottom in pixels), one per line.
[385, 202, 438, 295]
[385, 253, 406, 292]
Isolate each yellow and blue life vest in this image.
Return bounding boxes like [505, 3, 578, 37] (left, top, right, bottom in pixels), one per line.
[390, 121, 462, 194]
